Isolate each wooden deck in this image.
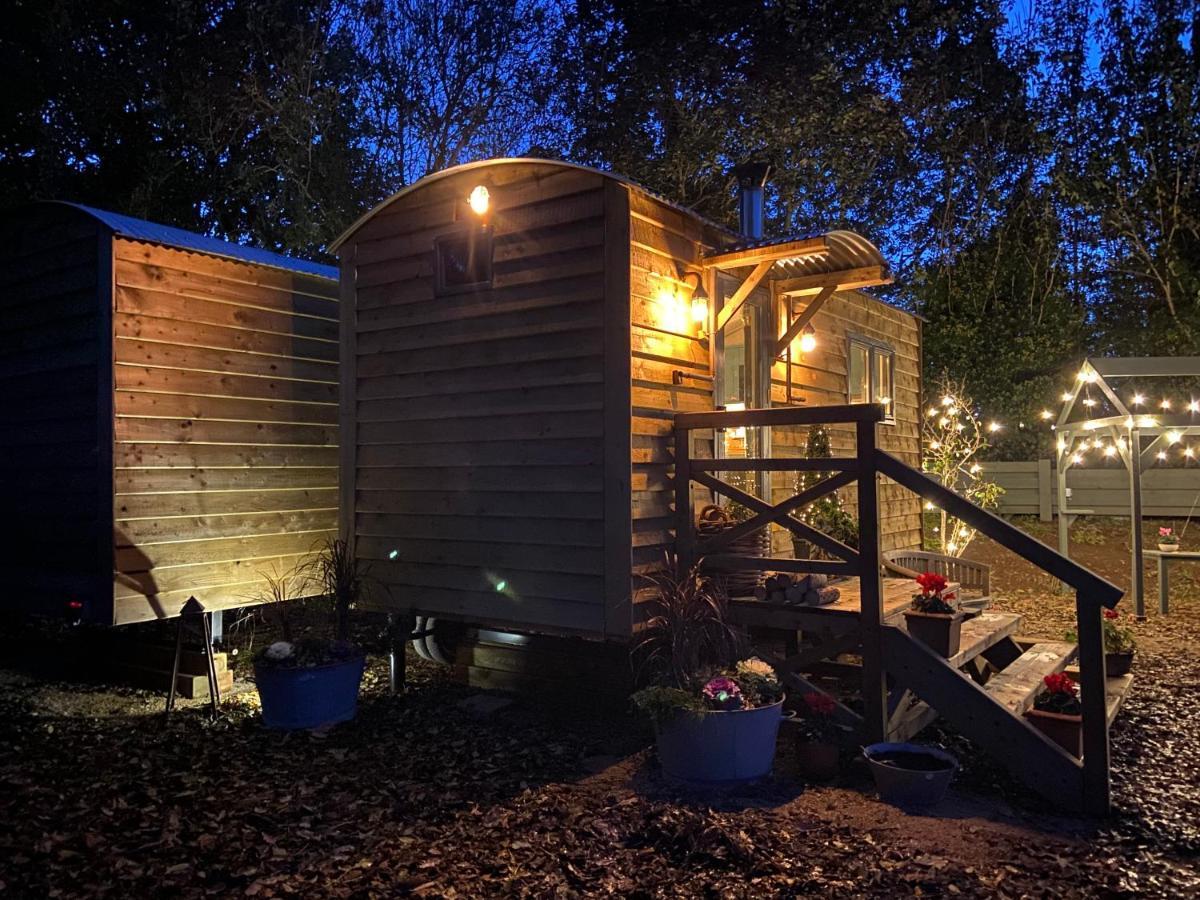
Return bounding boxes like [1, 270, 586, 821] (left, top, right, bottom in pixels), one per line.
[730, 577, 948, 627]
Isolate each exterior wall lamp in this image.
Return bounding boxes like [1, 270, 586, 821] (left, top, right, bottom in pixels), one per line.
[682, 271, 709, 339]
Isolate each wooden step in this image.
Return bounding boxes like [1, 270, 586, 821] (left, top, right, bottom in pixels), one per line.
[104, 638, 228, 676]
[984, 641, 1078, 714]
[1065, 666, 1135, 726]
[945, 612, 1023, 669]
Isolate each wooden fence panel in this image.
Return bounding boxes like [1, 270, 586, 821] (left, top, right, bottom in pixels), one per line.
[989, 461, 1200, 519]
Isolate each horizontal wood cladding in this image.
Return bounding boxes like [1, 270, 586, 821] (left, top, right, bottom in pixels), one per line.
[1, 207, 104, 615]
[628, 192, 723, 591]
[342, 162, 611, 637]
[111, 239, 338, 624]
[770, 290, 923, 553]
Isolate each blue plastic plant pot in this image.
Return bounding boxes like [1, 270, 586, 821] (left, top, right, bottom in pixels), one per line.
[255, 655, 366, 731]
[863, 742, 958, 807]
[655, 700, 784, 784]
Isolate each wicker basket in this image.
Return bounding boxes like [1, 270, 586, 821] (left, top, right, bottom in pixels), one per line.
[697, 504, 770, 597]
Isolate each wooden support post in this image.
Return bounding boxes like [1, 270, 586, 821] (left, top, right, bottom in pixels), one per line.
[388, 612, 415, 696]
[856, 418, 887, 744]
[1056, 439, 1070, 594]
[675, 426, 695, 572]
[1159, 556, 1169, 614]
[1129, 428, 1146, 619]
[1075, 590, 1111, 814]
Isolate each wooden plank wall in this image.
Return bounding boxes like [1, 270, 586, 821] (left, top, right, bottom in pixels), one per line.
[991, 460, 1200, 518]
[1, 207, 106, 616]
[111, 240, 339, 624]
[342, 163, 611, 637]
[769, 291, 923, 553]
[626, 191, 725, 602]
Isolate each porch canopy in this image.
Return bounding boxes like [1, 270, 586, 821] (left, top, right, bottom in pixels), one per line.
[1055, 356, 1200, 617]
[702, 230, 894, 355]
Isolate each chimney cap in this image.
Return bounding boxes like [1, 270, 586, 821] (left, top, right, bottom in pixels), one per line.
[733, 161, 771, 189]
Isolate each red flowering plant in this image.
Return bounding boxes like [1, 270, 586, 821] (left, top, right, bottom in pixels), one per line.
[1101, 607, 1137, 654]
[1033, 672, 1082, 716]
[910, 571, 957, 614]
[795, 691, 847, 743]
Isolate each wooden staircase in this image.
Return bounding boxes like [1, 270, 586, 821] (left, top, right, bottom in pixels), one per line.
[673, 403, 1129, 814]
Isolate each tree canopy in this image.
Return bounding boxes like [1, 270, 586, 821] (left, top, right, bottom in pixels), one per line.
[2, 0, 1196, 457]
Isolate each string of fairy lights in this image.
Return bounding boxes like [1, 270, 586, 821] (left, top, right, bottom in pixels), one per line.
[923, 366, 1200, 470]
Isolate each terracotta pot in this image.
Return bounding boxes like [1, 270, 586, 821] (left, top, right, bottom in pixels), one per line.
[903, 610, 964, 658]
[1106, 650, 1134, 677]
[1158, 542, 1180, 553]
[795, 740, 840, 780]
[1026, 707, 1082, 757]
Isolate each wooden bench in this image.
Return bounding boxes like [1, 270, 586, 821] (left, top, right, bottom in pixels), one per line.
[1143, 549, 1200, 614]
[883, 549, 992, 613]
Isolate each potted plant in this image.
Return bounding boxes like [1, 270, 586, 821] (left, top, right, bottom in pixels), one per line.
[1158, 526, 1180, 552]
[794, 691, 847, 779]
[903, 572, 963, 657]
[1026, 672, 1083, 757]
[1102, 608, 1136, 676]
[253, 538, 370, 731]
[630, 556, 786, 783]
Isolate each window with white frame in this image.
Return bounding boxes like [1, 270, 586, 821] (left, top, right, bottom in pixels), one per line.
[847, 334, 895, 422]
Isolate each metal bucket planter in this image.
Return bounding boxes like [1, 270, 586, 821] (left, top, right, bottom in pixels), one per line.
[655, 700, 785, 784]
[255, 654, 366, 731]
[863, 742, 958, 807]
[903, 610, 964, 658]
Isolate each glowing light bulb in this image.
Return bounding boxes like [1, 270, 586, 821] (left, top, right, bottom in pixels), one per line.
[1157, 451, 1167, 461]
[1082, 398, 1096, 407]
[987, 421, 1001, 432]
[798, 327, 817, 353]
[929, 440, 941, 450]
[495, 579, 508, 592]
[1168, 431, 1182, 444]
[1061, 392, 1073, 402]
[946, 542, 958, 553]
[939, 418, 949, 427]
[1131, 393, 1145, 405]
[1190, 400, 1200, 413]
[942, 396, 954, 406]
[1040, 410, 1053, 420]
[969, 463, 982, 474]
[925, 502, 935, 511]
[468, 184, 490, 215]
[1161, 399, 1172, 410]
[927, 407, 939, 417]
[1070, 453, 1083, 464]
[1104, 445, 1117, 457]
[1186, 447, 1195, 459]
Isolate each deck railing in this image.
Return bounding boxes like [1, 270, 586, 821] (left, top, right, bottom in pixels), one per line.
[673, 403, 1124, 813]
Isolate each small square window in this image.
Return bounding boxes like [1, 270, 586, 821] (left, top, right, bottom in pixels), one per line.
[435, 230, 493, 294]
[847, 335, 895, 423]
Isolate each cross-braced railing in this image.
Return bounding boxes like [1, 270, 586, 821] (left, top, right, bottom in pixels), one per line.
[673, 402, 1125, 814]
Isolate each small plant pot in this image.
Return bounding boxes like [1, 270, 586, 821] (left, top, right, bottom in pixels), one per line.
[1158, 542, 1180, 553]
[903, 610, 964, 658]
[655, 700, 784, 784]
[1105, 650, 1134, 677]
[1026, 707, 1082, 757]
[255, 654, 366, 731]
[863, 742, 958, 807]
[795, 740, 840, 780]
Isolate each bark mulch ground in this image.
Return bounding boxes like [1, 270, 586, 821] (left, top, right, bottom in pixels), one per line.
[1, 518, 1198, 897]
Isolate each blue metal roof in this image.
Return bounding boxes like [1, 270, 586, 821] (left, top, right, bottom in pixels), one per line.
[57, 202, 338, 281]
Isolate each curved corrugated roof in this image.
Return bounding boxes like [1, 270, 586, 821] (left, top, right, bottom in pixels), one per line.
[707, 229, 890, 280]
[329, 157, 738, 253]
[57, 202, 338, 281]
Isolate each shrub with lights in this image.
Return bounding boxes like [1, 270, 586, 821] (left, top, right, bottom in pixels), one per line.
[921, 376, 1005, 558]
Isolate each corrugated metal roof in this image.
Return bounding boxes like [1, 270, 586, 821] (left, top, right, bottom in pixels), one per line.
[57, 202, 338, 281]
[705, 229, 890, 280]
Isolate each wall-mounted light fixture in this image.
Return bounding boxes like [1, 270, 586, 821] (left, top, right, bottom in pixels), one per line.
[682, 271, 709, 339]
[468, 184, 490, 216]
[797, 324, 817, 354]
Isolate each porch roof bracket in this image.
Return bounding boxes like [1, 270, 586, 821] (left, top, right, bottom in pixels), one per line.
[775, 285, 835, 358]
[715, 260, 773, 333]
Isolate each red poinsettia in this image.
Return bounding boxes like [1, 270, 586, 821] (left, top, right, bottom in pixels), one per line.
[801, 692, 837, 717]
[1034, 671, 1082, 715]
[911, 571, 956, 614]
[915, 571, 948, 595]
[1103, 608, 1120, 620]
[1043, 672, 1078, 696]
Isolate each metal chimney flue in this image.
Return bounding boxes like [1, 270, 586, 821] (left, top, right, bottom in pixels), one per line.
[734, 162, 771, 240]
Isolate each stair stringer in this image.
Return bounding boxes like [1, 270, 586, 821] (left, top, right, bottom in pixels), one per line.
[881, 625, 1089, 812]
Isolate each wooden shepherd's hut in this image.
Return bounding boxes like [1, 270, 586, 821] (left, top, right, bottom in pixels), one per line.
[331, 158, 921, 648]
[1, 203, 339, 626]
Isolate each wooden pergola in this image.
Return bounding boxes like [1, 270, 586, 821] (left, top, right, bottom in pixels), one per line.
[1055, 357, 1200, 617]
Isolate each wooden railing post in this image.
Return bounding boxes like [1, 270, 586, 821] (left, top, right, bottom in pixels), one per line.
[1075, 591, 1111, 813]
[674, 424, 695, 572]
[856, 419, 887, 744]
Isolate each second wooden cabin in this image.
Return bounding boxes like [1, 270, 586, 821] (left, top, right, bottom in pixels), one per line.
[332, 158, 922, 659]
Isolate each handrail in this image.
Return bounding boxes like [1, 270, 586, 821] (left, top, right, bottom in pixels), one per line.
[675, 404, 887, 430]
[874, 450, 1123, 607]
